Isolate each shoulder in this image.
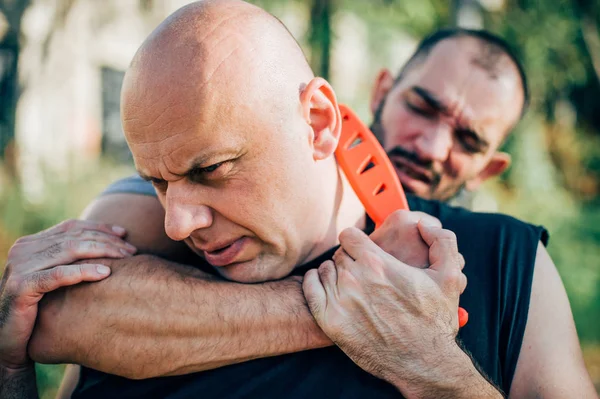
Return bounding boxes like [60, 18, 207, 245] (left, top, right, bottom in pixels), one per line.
[101, 175, 157, 197]
[407, 195, 549, 248]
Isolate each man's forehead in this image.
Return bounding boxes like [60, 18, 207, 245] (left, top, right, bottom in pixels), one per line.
[132, 128, 245, 179]
[401, 43, 521, 121]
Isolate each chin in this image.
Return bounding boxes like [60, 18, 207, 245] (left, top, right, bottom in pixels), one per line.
[214, 257, 293, 283]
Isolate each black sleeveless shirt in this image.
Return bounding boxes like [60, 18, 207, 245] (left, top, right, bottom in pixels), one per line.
[72, 177, 548, 398]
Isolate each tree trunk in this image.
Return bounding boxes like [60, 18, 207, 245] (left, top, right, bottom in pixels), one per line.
[308, 0, 333, 79]
[0, 0, 30, 166]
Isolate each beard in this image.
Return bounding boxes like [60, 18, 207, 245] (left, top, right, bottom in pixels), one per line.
[370, 97, 465, 202]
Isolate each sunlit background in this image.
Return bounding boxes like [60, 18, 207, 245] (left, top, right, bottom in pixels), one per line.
[0, 0, 599, 397]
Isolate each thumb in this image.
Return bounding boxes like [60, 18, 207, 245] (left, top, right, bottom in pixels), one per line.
[302, 266, 328, 322]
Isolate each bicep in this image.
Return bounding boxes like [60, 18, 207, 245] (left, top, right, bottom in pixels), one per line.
[81, 193, 193, 261]
[509, 242, 597, 398]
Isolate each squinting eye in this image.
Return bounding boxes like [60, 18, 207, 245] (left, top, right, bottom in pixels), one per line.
[405, 101, 435, 119]
[151, 180, 168, 193]
[203, 163, 222, 173]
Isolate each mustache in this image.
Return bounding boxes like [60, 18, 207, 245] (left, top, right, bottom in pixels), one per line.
[387, 146, 430, 167]
[386, 146, 442, 187]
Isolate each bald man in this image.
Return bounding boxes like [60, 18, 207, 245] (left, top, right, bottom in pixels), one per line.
[0, 1, 595, 398]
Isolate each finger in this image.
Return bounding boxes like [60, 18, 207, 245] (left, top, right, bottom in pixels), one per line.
[459, 272, 467, 294]
[25, 264, 111, 294]
[17, 219, 127, 243]
[417, 222, 461, 272]
[458, 253, 465, 271]
[68, 230, 137, 253]
[30, 240, 132, 271]
[381, 210, 442, 230]
[431, 268, 465, 300]
[303, 268, 327, 321]
[332, 247, 354, 269]
[338, 227, 381, 262]
[317, 260, 339, 300]
[413, 211, 442, 228]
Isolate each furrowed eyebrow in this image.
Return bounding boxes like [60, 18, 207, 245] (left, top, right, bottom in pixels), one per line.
[137, 156, 214, 184]
[138, 172, 165, 184]
[458, 128, 490, 151]
[411, 86, 448, 113]
[411, 86, 490, 150]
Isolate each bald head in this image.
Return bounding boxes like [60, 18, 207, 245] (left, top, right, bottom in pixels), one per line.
[120, 0, 346, 283]
[122, 0, 313, 145]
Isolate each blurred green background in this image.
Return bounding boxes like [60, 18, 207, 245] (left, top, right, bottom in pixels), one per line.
[1, 0, 599, 397]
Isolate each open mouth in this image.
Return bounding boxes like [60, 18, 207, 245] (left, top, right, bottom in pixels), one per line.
[392, 159, 433, 185]
[202, 237, 249, 267]
[206, 242, 234, 255]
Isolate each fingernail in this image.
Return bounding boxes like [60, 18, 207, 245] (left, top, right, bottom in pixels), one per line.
[112, 225, 126, 235]
[96, 265, 111, 275]
[125, 243, 137, 252]
[120, 248, 132, 256]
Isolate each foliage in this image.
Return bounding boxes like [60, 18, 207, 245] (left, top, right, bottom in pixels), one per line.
[1, 0, 599, 395]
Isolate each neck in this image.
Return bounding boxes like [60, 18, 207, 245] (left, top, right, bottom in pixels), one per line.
[303, 162, 366, 263]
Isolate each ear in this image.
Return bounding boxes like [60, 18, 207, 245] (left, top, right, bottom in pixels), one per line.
[370, 68, 395, 115]
[465, 152, 511, 191]
[299, 77, 341, 161]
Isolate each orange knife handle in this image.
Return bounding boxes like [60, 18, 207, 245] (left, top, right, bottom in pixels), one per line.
[335, 104, 468, 328]
[335, 105, 409, 227]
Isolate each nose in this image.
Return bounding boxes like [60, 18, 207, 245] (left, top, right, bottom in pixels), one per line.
[414, 122, 453, 163]
[164, 181, 213, 241]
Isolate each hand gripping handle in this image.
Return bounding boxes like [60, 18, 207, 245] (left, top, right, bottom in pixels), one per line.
[335, 104, 468, 328]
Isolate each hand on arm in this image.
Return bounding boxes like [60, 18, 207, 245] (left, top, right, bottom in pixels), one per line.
[0, 219, 135, 399]
[28, 193, 331, 380]
[29, 253, 331, 379]
[29, 196, 452, 382]
[303, 214, 502, 399]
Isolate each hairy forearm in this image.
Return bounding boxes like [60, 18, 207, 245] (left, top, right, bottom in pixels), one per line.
[28, 254, 330, 379]
[390, 342, 504, 399]
[0, 365, 38, 399]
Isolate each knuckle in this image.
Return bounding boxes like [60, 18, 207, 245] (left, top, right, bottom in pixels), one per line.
[332, 249, 345, 265]
[63, 240, 79, 255]
[458, 253, 466, 269]
[338, 228, 355, 242]
[8, 239, 28, 258]
[6, 246, 18, 261]
[387, 210, 409, 225]
[61, 219, 77, 231]
[42, 242, 64, 258]
[72, 228, 85, 238]
[438, 229, 457, 242]
[418, 213, 441, 227]
[443, 269, 463, 290]
[361, 251, 385, 270]
[78, 240, 97, 253]
[338, 267, 359, 287]
[5, 274, 25, 295]
[49, 266, 66, 280]
[12, 236, 29, 246]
